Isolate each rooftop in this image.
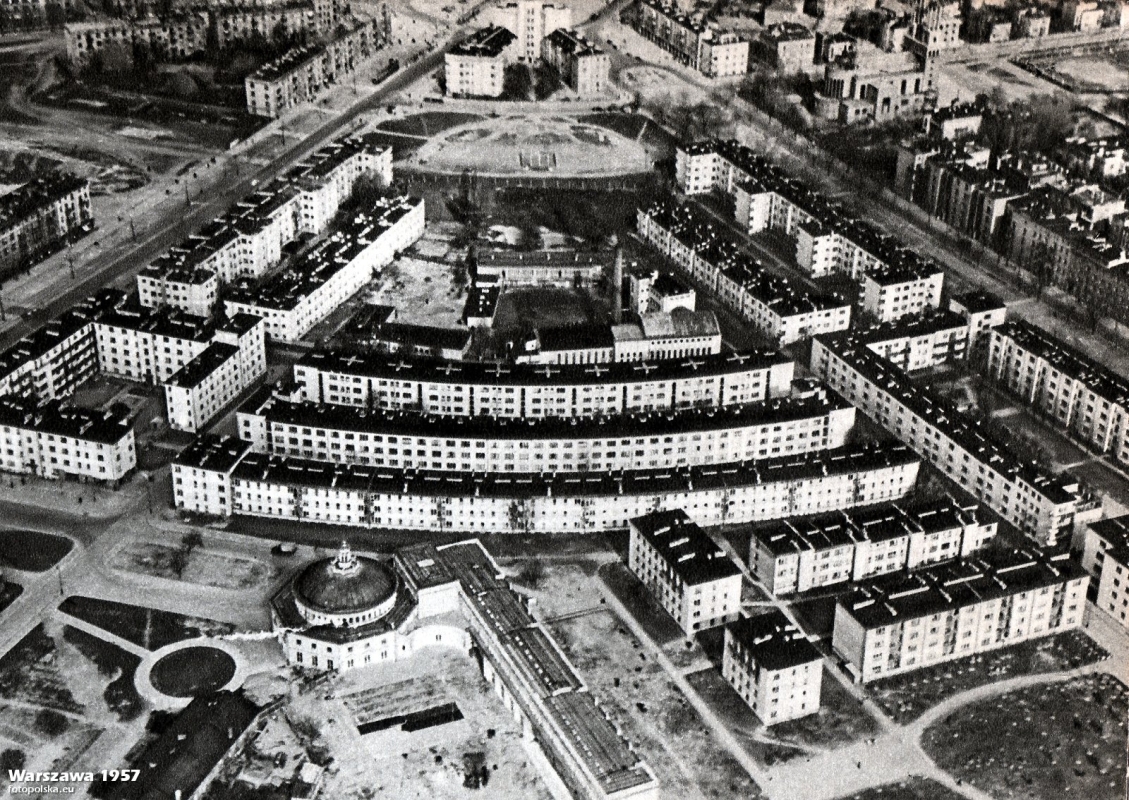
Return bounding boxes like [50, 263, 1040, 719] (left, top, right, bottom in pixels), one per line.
[0, 173, 87, 227]
[630, 508, 741, 586]
[727, 610, 822, 671]
[950, 289, 1006, 315]
[837, 549, 1087, 629]
[0, 394, 132, 445]
[450, 24, 517, 57]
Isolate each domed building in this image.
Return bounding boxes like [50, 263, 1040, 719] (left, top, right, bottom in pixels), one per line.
[271, 542, 465, 672]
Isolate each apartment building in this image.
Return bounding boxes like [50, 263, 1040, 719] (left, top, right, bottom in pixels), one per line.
[474, 249, 610, 287]
[831, 312, 969, 373]
[480, 0, 570, 62]
[164, 315, 267, 432]
[0, 174, 92, 272]
[1079, 515, 1129, 629]
[0, 395, 136, 483]
[818, 48, 936, 125]
[139, 137, 392, 316]
[637, 199, 851, 345]
[751, 497, 997, 596]
[832, 549, 1087, 682]
[632, 0, 748, 77]
[224, 195, 424, 341]
[293, 347, 794, 417]
[245, 19, 386, 118]
[444, 25, 517, 97]
[628, 509, 742, 635]
[540, 28, 609, 97]
[236, 385, 857, 473]
[949, 290, 1006, 354]
[722, 611, 822, 725]
[0, 290, 122, 400]
[629, 270, 696, 314]
[751, 23, 815, 74]
[810, 335, 1086, 546]
[173, 436, 920, 532]
[678, 139, 944, 323]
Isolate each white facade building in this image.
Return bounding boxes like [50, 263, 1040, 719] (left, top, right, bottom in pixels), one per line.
[628, 509, 742, 635]
[722, 611, 822, 725]
[1079, 515, 1129, 629]
[832, 550, 1088, 682]
[480, 0, 571, 62]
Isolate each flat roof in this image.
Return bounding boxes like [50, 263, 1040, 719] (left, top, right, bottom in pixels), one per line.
[0, 290, 124, 384]
[991, 319, 1129, 409]
[837, 549, 1087, 629]
[753, 497, 989, 557]
[951, 289, 1005, 315]
[224, 441, 918, 500]
[242, 387, 851, 441]
[364, 321, 472, 352]
[476, 249, 612, 269]
[727, 610, 822, 671]
[630, 508, 740, 585]
[0, 394, 131, 445]
[815, 336, 1080, 506]
[297, 346, 789, 388]
[0, 173, 87, 226]
[1087, 514, 1129, 564]
[173, 434, 252, 473]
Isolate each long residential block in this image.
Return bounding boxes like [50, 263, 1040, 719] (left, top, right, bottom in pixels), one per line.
[986, 320, 1129, 465]
[172, 436, 921, 532]
[628, 509, 742, 635]
[0, 174, 92, 272]
[832, 549, 1088, 682]
[237, 385, 856, 473]
[293, 347, 794, 417]
[750, 497, 997, 596]
[678, 140, 944, 323]
[637, 198, 851, 345]
[0, 395, 136, 483]
[139, 138, 392, 317]
[811, 334, 1084, 546]
[224, 195, 424, 341]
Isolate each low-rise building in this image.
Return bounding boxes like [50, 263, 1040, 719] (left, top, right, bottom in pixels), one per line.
[294, 347, 793, 417]
[0, 174, 92, 273]
[444, 25, 517, 98]
[751, 23, 815, 74]
[173, 437, 921, 532]
[223, 195, 424, 341]
[629, 270, 696, 314]
[628, 509, 742, 635]
[363, 322, 472, 360]
[986, 319, 1129, 465]
[832, 549, 1088, 682]
[474, 248, 610, 287]
[751, 497, 997, 596]
[541, 28, 609, 97]
[236, 385, 857, 473]
[722, 611, 822, 724]
[0, 394, 135, 484]
[811, 334, 1085, 546]
[245, 19, 387, 118]
[519, 308, 723, 364]
[1079, 515, 1129, 629]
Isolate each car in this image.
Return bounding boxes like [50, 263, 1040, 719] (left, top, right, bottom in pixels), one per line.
[271, 542, 298, 556]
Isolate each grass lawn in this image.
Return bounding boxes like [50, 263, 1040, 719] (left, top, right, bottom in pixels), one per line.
[491, 286, 607, 333]
[0, 580, 22, 614]
[149, 646, 236, 698]
[868, 630, 1110, 724]
[837, 777, 967, 800]
[61, 626, 144, 722]
[491, 186, 663, 245]
[600, 562, 685, 646]
[922, 673, 1128, 800]
[0, 529, 73, 572]
[0, 625, 82, 714]
[378, 112, 484, 137]
[579, 112, 649, 140]
[58, 596, 235, 652]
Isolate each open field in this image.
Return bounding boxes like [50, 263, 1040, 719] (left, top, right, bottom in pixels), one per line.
[868, 630, 1110, 724]
[923, 673, 1128, 800]
[108, 539, 276, 590]
[58, 596, 235, 651]
[0, 528, 72, 572]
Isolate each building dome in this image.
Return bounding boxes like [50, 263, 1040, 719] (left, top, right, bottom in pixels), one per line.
[294, 542, 398, 622]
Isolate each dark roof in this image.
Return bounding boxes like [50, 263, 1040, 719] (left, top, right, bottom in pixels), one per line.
[0, 394, 132, 445]
[295, 555, 397, 614]
[951, 290, 1005, 315]
[753, 497, 989, 556]
[0, 173, 87, 226]
[630, 509, 741, 585]
[544, 27, 604, 57]
[1085, 514, 1129, 564]
[821, 310, 967, 350]
[451, 24, 517, 57]
[165, 342, 238, 389]
[173, 435, 252, 473]
[837, 549, 1087, 630]
[241, 387, 852, 442]
[536, 322, 615, 352]
[97, 303, 215, 344]
[0, 290, 124, 384]
[727, 610, 821, 671]
[296, 347, 789, 389]
[108, 692, 259, 800]
[367, 321, 472, 352]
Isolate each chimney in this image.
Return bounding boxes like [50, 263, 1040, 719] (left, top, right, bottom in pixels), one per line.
[612, 245, 624, 324]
